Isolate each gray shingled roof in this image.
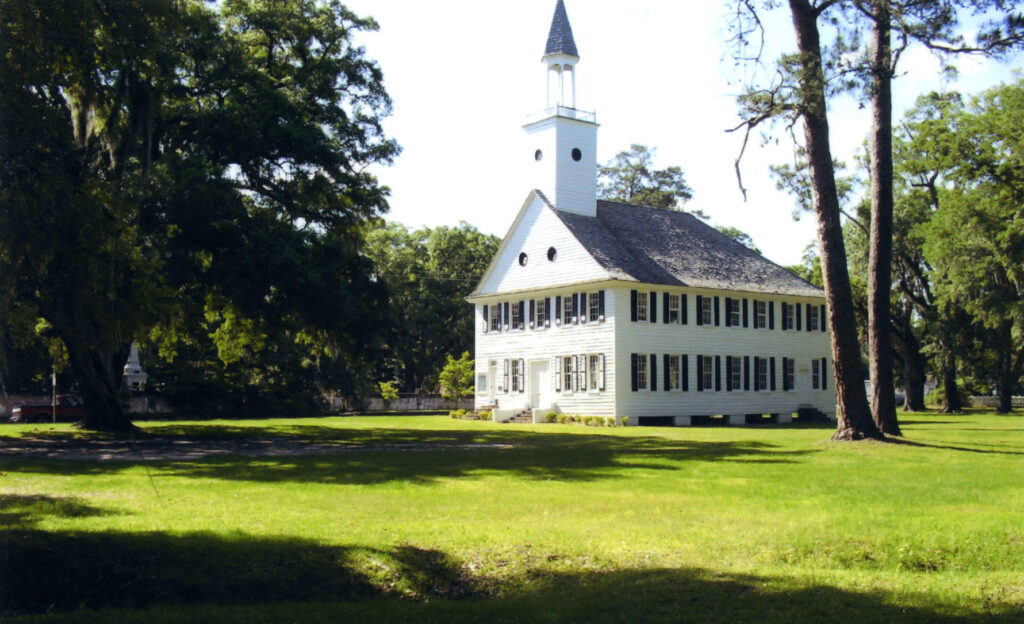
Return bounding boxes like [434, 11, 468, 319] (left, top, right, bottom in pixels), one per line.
[545, 0, 578, 57]
[555, 201, 824, 297]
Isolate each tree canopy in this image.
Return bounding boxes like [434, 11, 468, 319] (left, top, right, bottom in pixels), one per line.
[598, 144, 694, 211]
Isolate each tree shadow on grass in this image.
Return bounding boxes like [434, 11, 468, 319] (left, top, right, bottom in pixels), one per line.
[888, 437, 1024, 456]
[2, 522, 1020, 623]
[0, 428, 816, 486]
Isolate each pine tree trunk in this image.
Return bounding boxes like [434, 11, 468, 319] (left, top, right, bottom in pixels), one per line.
[867, 2, 901, 435]
[939, 347, 963, 413]
[996, 321, 1015, 414]
[789, 0, 882, 441]
[893, 309, 927, 412]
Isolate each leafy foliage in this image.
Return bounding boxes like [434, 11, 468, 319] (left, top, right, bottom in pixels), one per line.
[598, 144, 695, 211]
[438, 352, 474, 401]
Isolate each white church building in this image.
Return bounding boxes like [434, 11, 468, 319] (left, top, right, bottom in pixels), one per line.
[468, 0, 836, 426]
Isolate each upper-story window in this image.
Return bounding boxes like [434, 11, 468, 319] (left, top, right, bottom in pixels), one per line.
[727, 299, 740, 327]
[637, 292, 649, 322]
[588, 293, 600, 322]
[489, 305, 501, 332]
[536, 298, 547, 327]
[701, 297, 713, 326]
[783, 303, 794, 330]
[511, 301, 522, 330]
[563, 295, 574, 325]
[809, 305, 820, 331]
[668, 295, 680, 324]
[755, 300, 767, 329]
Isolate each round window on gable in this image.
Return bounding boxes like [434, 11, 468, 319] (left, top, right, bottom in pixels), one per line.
[518, 252, 528, 267]
[571, 148, 582, 161]
[547, 247, 557, 261]
[534, 149, 543, 161]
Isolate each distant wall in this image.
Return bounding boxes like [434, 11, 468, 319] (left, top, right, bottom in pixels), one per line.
[970, 396, 1024, 409]
[1, 393, 173, 418]
[327, 394, 473, 413]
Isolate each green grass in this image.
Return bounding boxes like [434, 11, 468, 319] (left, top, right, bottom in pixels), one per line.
[1, 412, 1022, 622]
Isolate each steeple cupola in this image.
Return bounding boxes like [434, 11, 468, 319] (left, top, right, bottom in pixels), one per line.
[524, 0, 598, 218]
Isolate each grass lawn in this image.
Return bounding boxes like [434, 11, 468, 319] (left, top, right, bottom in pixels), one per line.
[1, 411, 1022, 622]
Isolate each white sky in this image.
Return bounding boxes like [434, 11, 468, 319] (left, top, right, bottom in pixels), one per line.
[344, 0, 1019, 266]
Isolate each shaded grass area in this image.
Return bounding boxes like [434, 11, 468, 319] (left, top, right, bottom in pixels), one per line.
[1, 412, 1023, 622]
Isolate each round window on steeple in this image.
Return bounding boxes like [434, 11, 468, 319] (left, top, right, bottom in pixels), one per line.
[571, 148, 582, 161]
[535, 149, 543, 161]
[547, 247, 557, 261]
[519, 252, 529, 267]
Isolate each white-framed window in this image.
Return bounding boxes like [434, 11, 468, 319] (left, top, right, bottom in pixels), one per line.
[702, 355, 714, 391]
[730, 356, 742, 391]
[728, 299, 740, 327]
[755, 300, 767, 329]
[668, 294, 680, 324]
[701, 297, 713, 325]
[809, 305, 820, 332]
[812, 359, 821, 389]
[563, 295, 574, 325]
[511, 301, 522, 330]
[588, 293, 600, 322]
[784, 303, 794, 330]
[637, 292, 649, 322]
[563, 356, 574, 392]
[637, 355, 648, 390]
[784, 358, 795, 391]
[477, 374, 487, 393]
[489, 305, 501, 332]
[668, 354, 681, 390]
[588, 354, 601, 391]
[536, 298, 547, 328]
[756, 357, 768, 391]
[511, 359, 522, 393]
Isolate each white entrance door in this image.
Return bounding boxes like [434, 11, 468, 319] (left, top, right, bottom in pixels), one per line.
[799, 365, 813, 405]
[488, 363, 497, 404]
[530, 361, 550, 409]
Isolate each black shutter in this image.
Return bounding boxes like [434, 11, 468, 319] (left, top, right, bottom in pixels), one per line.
[696, 355, 704, 392]
[770, 357, 777, 391]
[572, 294, 579, 324]
[650, 291, 658, 323]
[663, 293, 670, 324]
[631, 354, 639, 391]
[714, 296, 721, 326]
[781, 303, 788, 330]
[519, 359, 526, 392]
[796, 303, 802, 331]
[682, 294, 688, 325]
[598, 290, 605, 319]
[650, 354, 658, 391]
[725, 298, 733, 327]
[715, 356, 721, 392]
[753, 357, 761, 391]
[555, 296, 562, 324]
[682, 355, 689, 391]
[726, 357, 734, 391]
[821, 358, 828, 389]
[696, 295, 704, 326]
[744, 356, 750, 391]
[769, 301, 775, 330]
[743, 298, 749, 327]
[631, 290, 638, 322]
[483, 305, 489, 332]
[782, 357, 790, 391]
[580, 292, 587, 324]
[546, 297, 553, 324]
[820, 305, 827, 332]
[503, 302, 510, 329]
[519, 301, 526, 330]
[806, 303, 812, 332]
[664, 354, 671, 390]
[530, 300, 536, 327]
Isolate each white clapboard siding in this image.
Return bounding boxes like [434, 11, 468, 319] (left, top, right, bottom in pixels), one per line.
[475, 193, 610, 296]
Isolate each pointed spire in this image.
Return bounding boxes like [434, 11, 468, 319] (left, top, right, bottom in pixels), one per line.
[545, 0, 578, 58]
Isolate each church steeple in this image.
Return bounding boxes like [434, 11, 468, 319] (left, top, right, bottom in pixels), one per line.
[523, 0, 598, 218]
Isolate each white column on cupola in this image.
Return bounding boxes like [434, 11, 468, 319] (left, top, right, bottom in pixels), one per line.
[523, 0, 598, 218]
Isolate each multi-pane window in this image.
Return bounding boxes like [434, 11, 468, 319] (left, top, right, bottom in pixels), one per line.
[563, 356, 574, 391]
[784, 358, 795, 391]
[702, 355, 714, 391]
[511, 359, 522, 393]
[756, 357, 768, 391]
[511, 301, 522, 330]
[701, 297, 713, 325]
[812, 358, 821, 389]
[668, 355, 681, 390]
[489, 305, 501, 332]
[668, 295, 680, 324]
[809, 305, 820, 331]
[728, 299, 740, 327]
[589, 354, 601, 390]
[636, 355, 648, 390]
[589, 293, 601, 322]
[536, 298, 547, 327]
[755, 301, 767, 329]
[637, 292, 649, 322]
[730, 356, 742, 391]
[563, 295, 574, 325]
[784, 303, 794, 330]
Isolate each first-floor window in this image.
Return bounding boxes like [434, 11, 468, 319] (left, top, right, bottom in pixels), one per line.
[812, 359, 821, 389]
[702, 355, 714, 391]
[588, 354, 601, 390]
[756, 357, 768, 391]
[730, 356, 742, 391]
[563, 295, 574, 325]
[563, 356, 574, 392]
[668, 354, 681, 390]
[783, 358, 795, 391]
[637, 355, 648, 390]
[489, 305, 501, 332]
[511, 359, 521, 393]
[668, 294, 680, 324]
[477, 374, 487, 393]
[536, 298, 547, 327]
